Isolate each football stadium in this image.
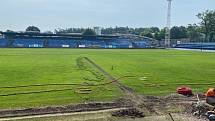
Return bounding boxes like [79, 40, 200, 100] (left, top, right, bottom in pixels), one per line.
[0, 31, 151, 48]
[1, 35, 215, 121]
[0, 0, 215, 121]
[1, 31, 215, 50]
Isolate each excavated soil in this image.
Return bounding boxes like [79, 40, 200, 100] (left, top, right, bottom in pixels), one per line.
[0, 94, 211, 121]
[0, 99, 132, 118]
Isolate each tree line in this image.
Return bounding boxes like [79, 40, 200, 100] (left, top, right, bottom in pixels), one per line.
[4, 10, 215, 42]
[54, 10, 215, 42]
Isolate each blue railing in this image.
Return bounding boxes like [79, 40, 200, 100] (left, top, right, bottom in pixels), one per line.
[175, 43, 215, 50]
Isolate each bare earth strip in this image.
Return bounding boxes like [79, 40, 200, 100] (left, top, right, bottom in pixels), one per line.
[0, 108, 128, 121]
[0, 102, 132, 119]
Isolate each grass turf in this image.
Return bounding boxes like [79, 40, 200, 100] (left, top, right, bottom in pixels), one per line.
[0, 48, 215, 109]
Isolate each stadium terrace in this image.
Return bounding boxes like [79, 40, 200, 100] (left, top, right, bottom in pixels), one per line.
[0, 32, 152, 48]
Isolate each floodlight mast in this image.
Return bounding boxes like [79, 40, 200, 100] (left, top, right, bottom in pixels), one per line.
[165, 0, 172, 48]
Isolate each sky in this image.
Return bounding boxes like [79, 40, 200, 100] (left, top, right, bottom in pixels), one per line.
[0, 0, 214, 32]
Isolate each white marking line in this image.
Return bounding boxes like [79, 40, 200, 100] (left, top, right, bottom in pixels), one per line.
[139, 77, 147, 81]
[0, 108, 128, 121]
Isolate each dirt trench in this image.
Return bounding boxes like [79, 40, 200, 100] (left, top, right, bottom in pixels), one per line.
[83, 57, 211, 119]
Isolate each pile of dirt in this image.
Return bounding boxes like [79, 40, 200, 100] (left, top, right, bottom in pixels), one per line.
[115, 98, 136, 107]
[130, 93, 209, 116]
[185, 102, 209, 114]
[112, 108, 145, 118]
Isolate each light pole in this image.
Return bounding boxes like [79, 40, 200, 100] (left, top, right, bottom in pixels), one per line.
[165, 0, 172, 48]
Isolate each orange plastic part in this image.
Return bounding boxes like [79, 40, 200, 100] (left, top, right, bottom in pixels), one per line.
[205, 88, 215, 97]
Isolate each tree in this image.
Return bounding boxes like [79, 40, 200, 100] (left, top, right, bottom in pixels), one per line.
[186, 24, 203, 41]
[170, 26, 188, 39]
[6, 30, 15, 33]
[155, 28, 165, 41]
[150, 27, 160, 33]
[140, 32, 153, 38]
[139, 28, 153, 37]
[26, 26, 40, 33]
[197, 10, 215, 42]
[82, 28, 96, 36]
[55, 28, 85, 34]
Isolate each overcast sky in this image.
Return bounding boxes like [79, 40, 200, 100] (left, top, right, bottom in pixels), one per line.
[0, 0, 214, 32]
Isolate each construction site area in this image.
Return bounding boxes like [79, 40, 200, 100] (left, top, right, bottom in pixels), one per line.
[0, 49, 215, 121]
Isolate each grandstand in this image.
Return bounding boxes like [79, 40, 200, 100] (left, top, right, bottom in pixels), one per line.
[174, 43, 215, 50]
[12, 39, 44, 48]
[0, 39, 8, 47]
[0, 32, 151, 49]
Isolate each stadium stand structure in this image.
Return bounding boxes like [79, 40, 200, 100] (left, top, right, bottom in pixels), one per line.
[47, 39, 77, 48]
[0, 39, 8, 47]
[12, 39, 44, 48]
[174, 43, 215, 50]
[0, 32, 152, 48]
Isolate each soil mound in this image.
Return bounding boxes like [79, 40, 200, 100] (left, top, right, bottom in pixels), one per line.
[112, 108, 145, 118]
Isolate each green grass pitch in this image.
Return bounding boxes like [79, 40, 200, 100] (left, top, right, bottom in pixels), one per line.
[0, 48, 215, 110]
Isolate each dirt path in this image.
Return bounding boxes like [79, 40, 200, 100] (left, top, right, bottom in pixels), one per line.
[0, 102, 131, 119]
[83, 57, 158, 114]
[83, 57, 207, 116]
[0, 108, 128, 121]
[83, 57, 138, 98]
[83, 57, 134, 93]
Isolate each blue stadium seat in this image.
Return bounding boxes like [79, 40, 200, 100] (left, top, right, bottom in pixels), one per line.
[105, 39, 133, 48]
[132, 41, 149, 48]
[0, 39, 8, 47]
[12, 39, 44, 48]
[47, 39, 77, 48]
